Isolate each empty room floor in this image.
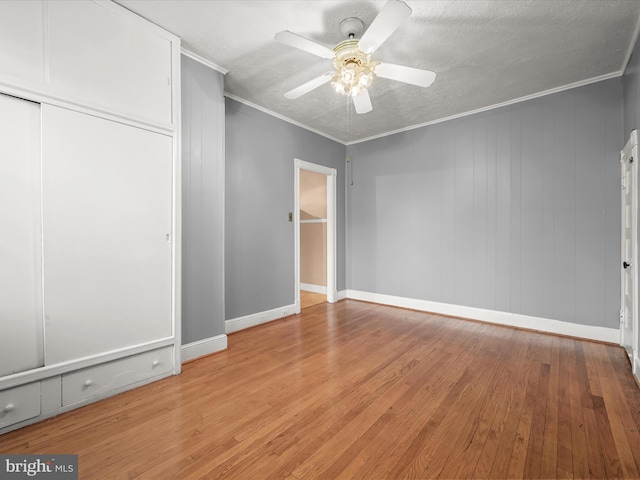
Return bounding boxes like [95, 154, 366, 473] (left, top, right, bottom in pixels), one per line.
[300, 290, 326, 309]
[1, 299, 640, 479]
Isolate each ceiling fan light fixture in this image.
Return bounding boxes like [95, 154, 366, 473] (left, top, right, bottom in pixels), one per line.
[276, 0, 435, 114]
[330, 40, 378, 97]
[332, 64, 374, 96]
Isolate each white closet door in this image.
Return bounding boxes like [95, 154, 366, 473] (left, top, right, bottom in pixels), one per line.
[42, 105, 173, 364]
[0, 94, 43, 377]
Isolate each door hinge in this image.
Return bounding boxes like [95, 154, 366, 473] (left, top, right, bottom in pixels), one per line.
[620, 310, 625, 324]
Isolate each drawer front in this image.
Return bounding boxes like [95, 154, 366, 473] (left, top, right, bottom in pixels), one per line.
[0, 382, 41, 429]
[62, 347, 173, 406]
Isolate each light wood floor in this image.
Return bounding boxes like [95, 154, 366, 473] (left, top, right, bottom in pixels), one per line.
[300, 290, 326, 309]
[2, 300, 640, 479]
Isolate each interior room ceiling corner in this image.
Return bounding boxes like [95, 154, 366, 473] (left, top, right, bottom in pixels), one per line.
[117, 0, 640, 143]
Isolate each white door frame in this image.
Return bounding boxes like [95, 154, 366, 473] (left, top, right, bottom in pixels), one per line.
[294, 158, 337, 313]
[621, 129, 638, 374]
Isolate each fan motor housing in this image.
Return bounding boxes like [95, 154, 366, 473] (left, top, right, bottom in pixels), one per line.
[339, 17, 364, 39]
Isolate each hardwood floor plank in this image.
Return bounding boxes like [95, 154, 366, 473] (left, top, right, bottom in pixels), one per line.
[608, 353, 640, 474]
[556, 339, 575, 479]
[521, 362, 551, 479]
[1, 300, 640, 479]
[416, 363, 504, 478]
[177, 311, 439, 479]
[300, 290, 326, 309]
[392, 328, 512, 479]
[446, 377, 509, 479]
[592, 343, 640, 478]
[316, 347, 457, 479]
[343, 320, 500, 479]
[486, 337, 536, 479]
[592, 394, 626, 479]
[539, 335, 560, 479]
[337, 349, 471, 479]
[505, 344, 542, 479]
[426, 328, 522, 478]
[470, 329, 536, 479]
[439, 330, 520, 479]
[574, 341, 607, 479]
[569, 338, 591, 479]
[241, 351, 422, 478]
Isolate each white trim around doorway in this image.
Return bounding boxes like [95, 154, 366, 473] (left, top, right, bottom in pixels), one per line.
[294, 159, 337, 313]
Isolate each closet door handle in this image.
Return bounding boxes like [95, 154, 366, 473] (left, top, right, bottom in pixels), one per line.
[83, 380, 93, 387]
[3, 404, 14, 412]
[624, 261, 631, 269]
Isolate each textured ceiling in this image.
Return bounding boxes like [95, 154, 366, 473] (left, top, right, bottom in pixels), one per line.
[117, 0, 640, 143]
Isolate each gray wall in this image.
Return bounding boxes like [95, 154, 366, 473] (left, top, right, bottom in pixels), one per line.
[181, 55, 225, 343]
[225, 99, 346, 320]
[624, 35, 640, 139]
[347, 79, 622, 329]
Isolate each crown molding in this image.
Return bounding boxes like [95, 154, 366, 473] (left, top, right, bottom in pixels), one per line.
[225, 71, 622, 147]
[622, 15, 640, 74]
[346, 71, 622, 145]
[224, 93, 346, 145]
[181, 48, 228, 75]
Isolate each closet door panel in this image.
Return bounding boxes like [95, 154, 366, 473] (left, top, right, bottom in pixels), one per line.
[0, 1, 44, 87]
[47, 0, 172, 125]
[0, 94, 44, 377]
[42, 105, 173, 365]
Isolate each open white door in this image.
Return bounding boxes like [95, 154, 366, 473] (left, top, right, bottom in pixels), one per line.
[621, 129, 638, 373]
[294, 159, 337, 313]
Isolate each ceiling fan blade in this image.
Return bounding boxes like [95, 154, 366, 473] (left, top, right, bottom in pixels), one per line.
[274, 31, 334, 59]
[284, 72, 334, 99]
[375, 62, 436, 88]
[358, 0, 412, 54]
[352, 90, 373, 114]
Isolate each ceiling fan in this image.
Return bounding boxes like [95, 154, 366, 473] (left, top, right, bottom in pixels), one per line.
[274, 0, 436, 114]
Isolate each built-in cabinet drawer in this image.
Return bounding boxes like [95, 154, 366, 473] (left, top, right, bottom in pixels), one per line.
[62, 347, 173, 406]
[0, 383, 41, 429]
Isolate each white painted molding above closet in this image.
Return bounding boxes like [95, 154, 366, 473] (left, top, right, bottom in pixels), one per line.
[0, 0, 180, 132]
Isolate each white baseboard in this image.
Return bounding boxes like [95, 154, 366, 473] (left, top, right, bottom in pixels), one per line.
[181, 334, 228, 362]
[336, 290, 347, 301]
[346, 290, 620, 344]
[301, 283, 327, 294]
[226, 303, 296, 334]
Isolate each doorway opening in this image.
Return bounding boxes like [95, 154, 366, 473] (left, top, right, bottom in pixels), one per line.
[294, 159, 337, 313]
